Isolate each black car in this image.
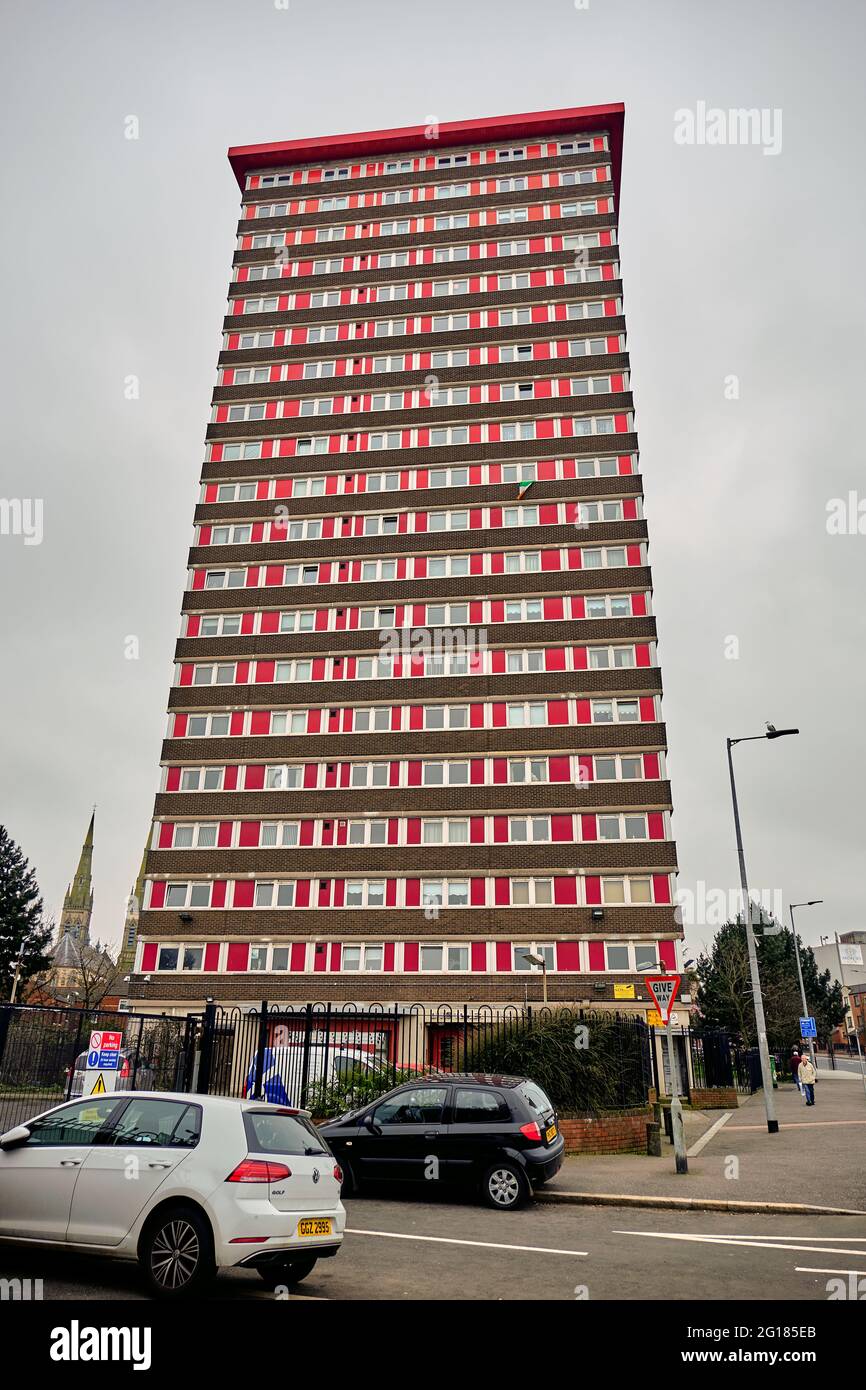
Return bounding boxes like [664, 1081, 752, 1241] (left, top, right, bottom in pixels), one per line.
[320, 1073, 564, 1210]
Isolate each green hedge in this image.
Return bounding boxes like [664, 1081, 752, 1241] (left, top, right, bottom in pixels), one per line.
[457, 1011, 651, 1113]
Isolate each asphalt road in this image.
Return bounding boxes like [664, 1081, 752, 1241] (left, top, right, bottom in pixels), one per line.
[2, 1192, 865, 1301]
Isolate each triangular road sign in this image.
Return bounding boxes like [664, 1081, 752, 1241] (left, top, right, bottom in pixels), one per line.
[644, 974, 681, 1024]
[90, 1073, 106, 1094]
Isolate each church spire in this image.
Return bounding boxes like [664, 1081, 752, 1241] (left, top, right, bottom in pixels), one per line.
[59, 810, 95, 943]
[118, 836, 149, 972]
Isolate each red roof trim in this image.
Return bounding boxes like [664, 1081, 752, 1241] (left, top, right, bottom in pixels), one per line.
[228, 104, 625, 202]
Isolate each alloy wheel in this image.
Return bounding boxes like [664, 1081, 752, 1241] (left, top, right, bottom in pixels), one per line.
[488, 1167, 520, 1207]
[150, 1218, 201, 1290]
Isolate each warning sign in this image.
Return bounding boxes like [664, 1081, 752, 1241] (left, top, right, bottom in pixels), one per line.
[644, 974, 681, 1024]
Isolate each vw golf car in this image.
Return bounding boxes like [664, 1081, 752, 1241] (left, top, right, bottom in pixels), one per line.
[321, 1073, 563, 1209]
[0, 1092, 345, 1297]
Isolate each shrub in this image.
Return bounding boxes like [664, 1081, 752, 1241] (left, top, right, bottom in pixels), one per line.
[457, 1010, 651, 1114]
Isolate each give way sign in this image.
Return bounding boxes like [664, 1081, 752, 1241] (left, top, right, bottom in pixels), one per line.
[644, 974, 681, 1024]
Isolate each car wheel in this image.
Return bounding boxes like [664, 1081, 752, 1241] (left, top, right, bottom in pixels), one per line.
[140, 1205, 215, 1299]
[339, 1158, 358, 1196]
[257, 1256, 318, 1290]
[482, 1161, 529, 1211]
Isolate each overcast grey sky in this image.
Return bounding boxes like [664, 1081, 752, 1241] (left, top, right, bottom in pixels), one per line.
[1, 0, 863, 963]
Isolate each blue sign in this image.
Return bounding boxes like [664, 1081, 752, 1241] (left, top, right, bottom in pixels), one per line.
[87, 1049, 100, 1068]
[98, 1051, 120, 1069]
[800, 1016, 817, 1038]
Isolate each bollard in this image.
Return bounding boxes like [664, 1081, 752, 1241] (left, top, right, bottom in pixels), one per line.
[646, 1121, 662, 1157]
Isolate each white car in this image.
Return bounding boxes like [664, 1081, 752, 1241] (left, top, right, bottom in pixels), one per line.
[0, 1091, 345, 1297]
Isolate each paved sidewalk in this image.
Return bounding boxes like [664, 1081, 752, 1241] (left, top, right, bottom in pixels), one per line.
[543, 1073, 866, 1212]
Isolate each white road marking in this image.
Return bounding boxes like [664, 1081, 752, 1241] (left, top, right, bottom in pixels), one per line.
[707, 1234, 866, 1242]
[346, 1227, 587, 1256]
[687, 1111, 734, 1157]
[726, 1119, 866, 1131]
[614, 1230, 866, 1258]
[795, 1266, 866, 1276]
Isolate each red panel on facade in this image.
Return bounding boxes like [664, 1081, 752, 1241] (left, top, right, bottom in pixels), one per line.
[652, 874, 671, 904]
[587, 941, 605, 971]
[290, 943, 306, 972]
[233, 881, 254, 908]
[204, 943, 220, 972]
[553, 876, 577, 905]
[227, 943, 249, 972]
[658, 940, 676, 970]
[238, 821, 260, 847]
[556, 941, 580, 971]
[495, 942, 512, 971]
[403, 942, 419, 971]
[141, 942, 158, 971]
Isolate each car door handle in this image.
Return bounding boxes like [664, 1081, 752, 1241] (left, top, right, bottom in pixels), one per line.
[424, 1131, 442, 1138]
[60, 1159, 81, 1167]
[147, 1162, 172, 1169]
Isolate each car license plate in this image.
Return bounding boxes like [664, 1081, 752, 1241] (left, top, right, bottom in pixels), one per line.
[545, 1124, 557, 1142]
[297, 1218, 333, 1238]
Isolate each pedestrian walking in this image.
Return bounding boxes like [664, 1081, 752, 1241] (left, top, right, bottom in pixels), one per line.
[798, 1054, 817, 1105]
[790, 1048, 802, 1089]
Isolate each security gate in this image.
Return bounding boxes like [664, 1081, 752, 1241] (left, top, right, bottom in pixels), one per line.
[0, 1002, 200, 1131]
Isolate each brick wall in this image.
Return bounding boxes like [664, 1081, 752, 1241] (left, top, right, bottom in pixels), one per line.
[689, 1087, 738, 1110]
[557, 1107, 651, 1155]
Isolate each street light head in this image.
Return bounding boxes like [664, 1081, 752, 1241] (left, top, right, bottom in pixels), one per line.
[765, 726, 799, 740]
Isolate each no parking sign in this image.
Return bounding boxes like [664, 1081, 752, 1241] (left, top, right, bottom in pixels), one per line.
[83, 1029, 123, 1096]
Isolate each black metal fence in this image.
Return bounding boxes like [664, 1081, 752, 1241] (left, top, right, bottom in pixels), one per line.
[683, 1027, 760, 1096]
[0, 1000, 758, 1131]
[0, 1002, 197, 1130]
[195, 1000, 655, 1116]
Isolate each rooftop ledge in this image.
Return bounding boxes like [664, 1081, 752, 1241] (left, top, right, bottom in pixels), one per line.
[227, 103, 625, 203]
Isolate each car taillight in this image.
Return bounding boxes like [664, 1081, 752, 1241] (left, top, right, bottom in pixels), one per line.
[519, 1121, 542, 1142]
[333, 1164, 343, 1184]
[226, 1159, 292, 1183]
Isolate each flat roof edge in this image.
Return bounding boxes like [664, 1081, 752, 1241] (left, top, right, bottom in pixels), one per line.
[228, 104, 625, 201]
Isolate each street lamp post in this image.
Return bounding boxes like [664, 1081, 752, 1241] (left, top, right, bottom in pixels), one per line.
[789, 900, 822, 1074]
[522, 950, 548, 1005]
[727, 725, 799, 1135]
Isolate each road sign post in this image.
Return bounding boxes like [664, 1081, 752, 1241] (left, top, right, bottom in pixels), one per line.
[645, 975, 687, 1174]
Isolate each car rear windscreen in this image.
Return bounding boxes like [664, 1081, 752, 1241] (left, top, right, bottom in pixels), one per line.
[519, 1081, 555, 1118]
[243, 1109, 330, 1156]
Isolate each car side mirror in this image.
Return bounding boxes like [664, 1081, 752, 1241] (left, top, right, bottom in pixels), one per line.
[362, 1114, 382, 1135]
[0, 1125, 31, 1150]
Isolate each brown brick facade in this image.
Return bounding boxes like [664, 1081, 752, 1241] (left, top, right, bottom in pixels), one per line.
[130, 107, 681, 1012]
